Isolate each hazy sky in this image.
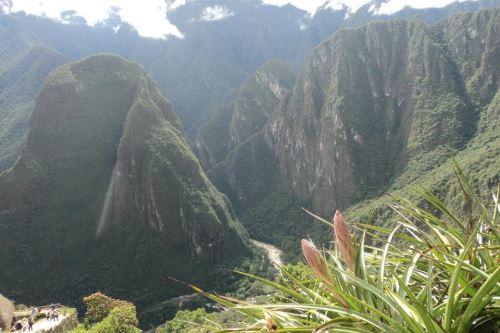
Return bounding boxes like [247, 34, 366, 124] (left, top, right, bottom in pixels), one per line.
[2, 0, 471, 39]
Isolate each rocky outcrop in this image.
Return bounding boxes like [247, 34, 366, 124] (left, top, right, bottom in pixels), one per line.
[194, 60, 295, 170]
[205, 60, 296, 211]
[229, 60, 295, 147]
[0, 54, 250, 307]
[438, 9, 500, 105]
[0, 294, 14, 330]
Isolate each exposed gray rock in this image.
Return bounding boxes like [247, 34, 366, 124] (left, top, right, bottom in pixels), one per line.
[0, 294, 14, 330]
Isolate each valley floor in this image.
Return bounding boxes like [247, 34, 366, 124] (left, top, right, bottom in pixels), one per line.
[251, 240, 283, 267]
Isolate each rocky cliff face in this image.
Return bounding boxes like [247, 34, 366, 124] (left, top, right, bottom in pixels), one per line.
[0, 294, 15, 330]
[269, 16, 477, 213]
[0, 54, 249, 307]
[439, 9, 499, 106]
[203, 60, 295, 210]
[205, 9, 500, 255]
[196, 60, 295, 170]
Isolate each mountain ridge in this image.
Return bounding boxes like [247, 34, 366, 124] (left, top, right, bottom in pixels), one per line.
[0, 54, 251, 313]
[202, 8, 500, 258]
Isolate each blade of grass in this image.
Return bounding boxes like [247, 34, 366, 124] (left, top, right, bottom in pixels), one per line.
[457, 266, 500, 333]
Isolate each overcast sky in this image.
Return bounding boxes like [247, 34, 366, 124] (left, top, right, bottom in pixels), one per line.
[2, 0, 471, 39]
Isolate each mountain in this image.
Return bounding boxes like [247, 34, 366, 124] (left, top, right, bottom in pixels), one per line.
[1, 0, 495, 170]
[0, 0, 329, 132]
[0, 18, 68, 170]
[203, 8, 500, 258]
[0, 2, 341, 172]
[0, 54, 250, 311]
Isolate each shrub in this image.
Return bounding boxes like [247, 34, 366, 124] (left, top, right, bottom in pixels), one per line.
[90, 305, 140, 333]
[158, 307, 249, 333]
[81, 292, 132, 325]
[71, 304, 140, 333]
[158, 308, 212, 333]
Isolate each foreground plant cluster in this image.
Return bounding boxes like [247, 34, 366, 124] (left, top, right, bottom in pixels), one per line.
[191, 165, 499, 332]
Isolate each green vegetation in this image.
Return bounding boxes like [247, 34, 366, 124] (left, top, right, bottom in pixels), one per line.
[344, 92, 500, 231]
[238, 190, 326, 262]
[0, 30, 68, 171]
[0, 5, 498, 331]
[70, 293, 140, 333]
[80, 292, 133, 325]
[194, 165, 500, 332]
[201, 9, 499, 265]
[158, 308, 245, 333]
[0, 54, 251, 324]
[158, 308, 213, 333]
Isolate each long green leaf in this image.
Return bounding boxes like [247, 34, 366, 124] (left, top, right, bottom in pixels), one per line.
[457, 266, 500, 333]
[442, 223, 480, 330]
[235, 303, 401, 333]
[378, 225, 401, 313]
[394, 275, 445, 333]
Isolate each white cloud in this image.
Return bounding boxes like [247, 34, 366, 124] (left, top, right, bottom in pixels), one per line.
[8, 0, 184, 39]
[200, 5, 234, 22]
[261, 0, 326, 13]
[325, 1, 347, 11]
[261, 0, 473, 15]
[261, 0, 368, 14]
[325, 1, 369, 13]
[5, 1, 479, 38]
[376, 0, 477, 15]
[167, 0, 188, 11]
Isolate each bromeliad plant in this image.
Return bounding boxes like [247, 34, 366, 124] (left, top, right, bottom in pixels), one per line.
[192, 164, 500, 332]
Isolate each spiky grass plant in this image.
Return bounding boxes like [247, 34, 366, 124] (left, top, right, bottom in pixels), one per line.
[191, 164, 499, 332]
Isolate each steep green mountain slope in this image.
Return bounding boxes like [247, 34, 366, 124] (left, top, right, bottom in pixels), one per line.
[205, 9, 500, 259]
[196, 60, 295, 168]
[345, 92, 500, 228]
[0, 54, 250, 312]
[200, 61, 313, 261]
[0, 22, 68, 170]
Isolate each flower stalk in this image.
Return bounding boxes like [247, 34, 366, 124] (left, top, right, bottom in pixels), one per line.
[333, 210, 356, 272]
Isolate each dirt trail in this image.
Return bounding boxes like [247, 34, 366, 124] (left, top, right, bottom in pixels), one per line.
[32, 316, 65, 332]
[11, 315, 65, 333]
[251, 239, 284, 267]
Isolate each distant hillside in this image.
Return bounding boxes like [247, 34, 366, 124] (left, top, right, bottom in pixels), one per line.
[0, 54, 250, 313]
[0, 20, 68, 170]
[203, 9, 500, 259]
[0, 0, 496, 163]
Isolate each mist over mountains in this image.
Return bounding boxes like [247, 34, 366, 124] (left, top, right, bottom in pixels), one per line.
[1, 0, 498, 155]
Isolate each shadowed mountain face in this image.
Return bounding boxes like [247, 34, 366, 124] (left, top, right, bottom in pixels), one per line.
[0, 54, 249, 308]
[203, 9, 500, 258]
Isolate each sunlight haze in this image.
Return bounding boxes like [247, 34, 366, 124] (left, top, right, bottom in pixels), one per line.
[2, 0, 474, 38]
